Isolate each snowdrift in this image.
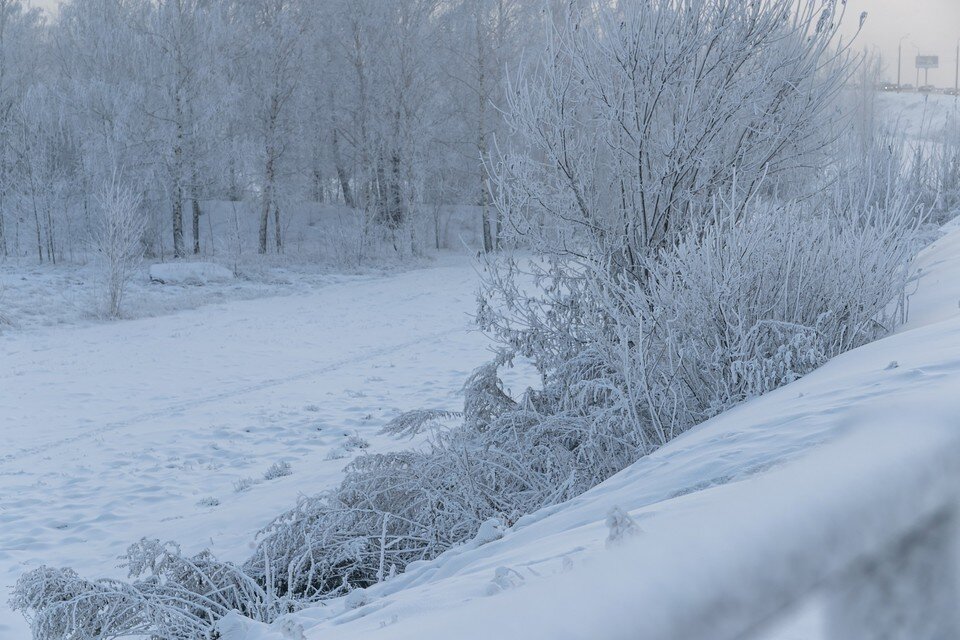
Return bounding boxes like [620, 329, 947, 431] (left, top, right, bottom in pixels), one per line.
[149, 262, 235, 285]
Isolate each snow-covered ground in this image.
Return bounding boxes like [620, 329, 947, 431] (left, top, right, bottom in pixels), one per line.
[5, 225, 960, 640]
[3, 94, 959, 639]
[0, 200, 484, 333]
[877, 90, 959, 139]
[211, 223, 960, 639]
[0, 255, 535, 637]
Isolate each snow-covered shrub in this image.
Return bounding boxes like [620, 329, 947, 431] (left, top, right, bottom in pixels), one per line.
[624, 201, 918, 427]
[490, 0, 855, 263]
[234, 476, 261, 493]
[381, 408, 462, 438]
[91, 176, 146, 318]
[462, 362, 517, 431]
[245, 362, 659, 600]
[11, 540, 290, 640]
[906, 126, 960, 225]
[247, 448, 480, 600]
[605, 507, 642, 549]
[264, 460, 293, 480]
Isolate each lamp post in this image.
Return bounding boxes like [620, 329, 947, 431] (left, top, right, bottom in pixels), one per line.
[911, 42, 921, 89]
[955, 38, 959, 96]
[898, 34, 910, 90]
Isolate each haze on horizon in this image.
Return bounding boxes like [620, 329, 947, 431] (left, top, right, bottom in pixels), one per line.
[848, 0, 960, 87]
[30, 0, 960, 87]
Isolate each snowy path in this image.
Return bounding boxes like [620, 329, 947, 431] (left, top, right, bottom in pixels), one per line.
[0, 256, 521, 636]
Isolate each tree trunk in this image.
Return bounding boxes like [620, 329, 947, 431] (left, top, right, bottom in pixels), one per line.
[476, 1, 494, 253]
[32, 202, 42, 263]
[274, 203, 282, 252]
[45, 204, 55, 265]
[313, 168, 325, 203]
[172, 94, 186, 258]
[172, 188, 185, 259]
[375, 154, 389, 225]
[192, 197, 201, 255]
[259, 153, 274, 255]
[493, 0, 507, 250]
[331, 129, 354, 208]
[0, 196, 6, 259]
[389, 149, 403, 228]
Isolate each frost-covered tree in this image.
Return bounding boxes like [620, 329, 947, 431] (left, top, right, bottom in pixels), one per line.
[0, 1, 46, 259]
[91, 173, 145, 318]
[132, 0, 221, 257]
[229, 0, 305, 255]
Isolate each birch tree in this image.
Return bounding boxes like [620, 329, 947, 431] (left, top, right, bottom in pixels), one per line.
[232, 0, 304, 255]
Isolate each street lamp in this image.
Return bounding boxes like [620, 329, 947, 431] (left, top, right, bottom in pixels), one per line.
[955, 38, 959, 97]
[898, 34, 910, 90]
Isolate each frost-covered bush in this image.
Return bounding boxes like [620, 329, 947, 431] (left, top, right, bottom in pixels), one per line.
[620, 202, 918, 427]
[234, 476, 261, 493]
[11, 539, 290, 640]
[246, 361, 673, 600]
[91, 176, 146, 319]
[379, 408, 461, 438]
[491, 0, 856, 262]
[248, 450, 465, 600]
[483, 198, 918, 435]
[264, 460, 293, 480]
[907, 127, 960, 225]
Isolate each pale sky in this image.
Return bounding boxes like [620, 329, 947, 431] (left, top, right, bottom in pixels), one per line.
[846, 0, 960, 86]
[28, 0, 960, 87]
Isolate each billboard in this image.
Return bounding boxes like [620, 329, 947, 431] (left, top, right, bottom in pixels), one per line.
[916, 55, 940, 69]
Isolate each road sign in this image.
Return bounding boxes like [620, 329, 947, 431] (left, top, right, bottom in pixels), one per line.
[917, 55, 940, 69]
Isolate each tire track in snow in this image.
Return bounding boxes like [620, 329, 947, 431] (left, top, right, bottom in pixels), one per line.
[0, 326, 465, 468]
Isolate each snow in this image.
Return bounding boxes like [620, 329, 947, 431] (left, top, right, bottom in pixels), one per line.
[209, 225, 960, 638]
[0, 255, 533, 637]
[5, 223, 960, 638]
[240, 421, 960, 640]
[3, 99, 960, 638]
[877, 91, 960, 140]
[148, 261, 235, 285]
[900, 215, 960, 331]
[5, 222, 960, 638]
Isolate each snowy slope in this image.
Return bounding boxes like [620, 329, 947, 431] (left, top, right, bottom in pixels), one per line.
[877, 91, 959, 140]
[218, 226, 960, 639]
[0, 256, 534, 637]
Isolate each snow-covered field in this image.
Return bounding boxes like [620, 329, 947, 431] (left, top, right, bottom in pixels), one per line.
[877, 90, 959, 139]
[0, 254, 535, 637]
[0, 202, 483, 333]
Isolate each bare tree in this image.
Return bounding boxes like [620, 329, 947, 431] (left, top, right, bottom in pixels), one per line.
[492, 0, 859, 269]
[92, 174, 145, 318]
[231, 0, 304, 255]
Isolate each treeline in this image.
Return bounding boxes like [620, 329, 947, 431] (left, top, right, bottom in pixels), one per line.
[0, 0, 555, 263]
